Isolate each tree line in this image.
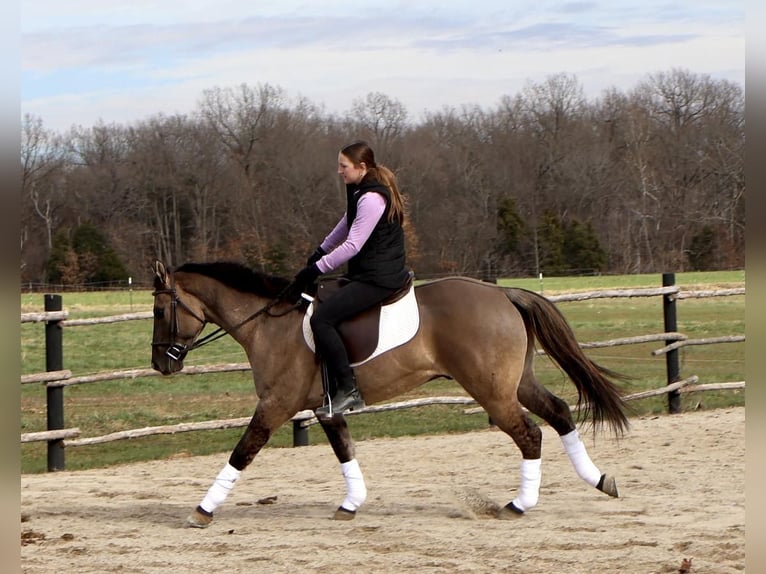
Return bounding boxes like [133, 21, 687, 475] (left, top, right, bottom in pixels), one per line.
[21, 68, 744, 288]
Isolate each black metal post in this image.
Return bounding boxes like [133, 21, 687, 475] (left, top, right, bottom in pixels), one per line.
[481, 258, 496, 426]
[662, 274, 681, 414]
[292, 421, 309, 447]
[44, 294, 65, 470]
[480, 257, 497, 284]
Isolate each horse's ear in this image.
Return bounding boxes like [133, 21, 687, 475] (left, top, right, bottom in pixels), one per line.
[152, 260, 169, 287]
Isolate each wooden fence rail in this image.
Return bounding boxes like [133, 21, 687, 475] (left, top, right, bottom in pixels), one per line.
[652, 335, 745, 355]
[21, 275, 745, 470]
[21, 376, 746, 448]
[21, 428, 82, 444]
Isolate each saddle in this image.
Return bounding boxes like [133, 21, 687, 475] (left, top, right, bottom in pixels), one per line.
[312, 271, 415, 364]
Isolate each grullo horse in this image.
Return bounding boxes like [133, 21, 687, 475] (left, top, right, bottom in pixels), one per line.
[150, 260, 628, 528]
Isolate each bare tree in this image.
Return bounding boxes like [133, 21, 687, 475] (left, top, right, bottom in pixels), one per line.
[21, 114, 65, 278]
[350, 92, 409, 158]
[626, 69, 745, 270]
[19, 70, 744, 286]
[62, 121, 152, 276]
[142, 115, 233, 262]
[122, 117, 187, 267]
[197, 83, 287, 268]
[404, 105, 499, 276]
[512, 74, 591, 274]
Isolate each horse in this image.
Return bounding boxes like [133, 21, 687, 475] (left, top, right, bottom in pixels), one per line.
[149, 260, 629, 528]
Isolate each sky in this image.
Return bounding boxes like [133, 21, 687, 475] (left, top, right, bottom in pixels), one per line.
[21, 0, 745, 133]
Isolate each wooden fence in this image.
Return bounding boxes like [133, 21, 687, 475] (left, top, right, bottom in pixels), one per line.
[21, 273, 745, 471]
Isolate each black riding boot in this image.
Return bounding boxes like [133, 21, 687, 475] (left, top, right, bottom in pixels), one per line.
[316, 372, 364, 417]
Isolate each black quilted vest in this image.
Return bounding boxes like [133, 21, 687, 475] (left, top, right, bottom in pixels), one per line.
[345, 179, 409, 289]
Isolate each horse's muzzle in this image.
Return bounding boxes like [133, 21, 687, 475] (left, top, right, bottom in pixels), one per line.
[151, 348, 185, 375]
[152, 361, 183, 375]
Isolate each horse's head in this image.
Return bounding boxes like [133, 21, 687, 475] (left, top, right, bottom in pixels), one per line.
[150, 260, 207, 375]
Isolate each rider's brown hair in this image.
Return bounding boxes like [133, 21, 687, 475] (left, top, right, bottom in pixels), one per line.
[340, 141, 405, 224]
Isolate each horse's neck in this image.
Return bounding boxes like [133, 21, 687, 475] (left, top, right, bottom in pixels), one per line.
[186, 280, 270, 336]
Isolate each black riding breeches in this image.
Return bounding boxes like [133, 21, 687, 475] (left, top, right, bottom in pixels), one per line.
[309, 280, 396, 381]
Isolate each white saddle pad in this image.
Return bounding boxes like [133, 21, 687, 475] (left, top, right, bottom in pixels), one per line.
[302, 285, 420, 366]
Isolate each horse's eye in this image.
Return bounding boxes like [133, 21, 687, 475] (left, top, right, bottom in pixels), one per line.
[154, 308, 165, 319]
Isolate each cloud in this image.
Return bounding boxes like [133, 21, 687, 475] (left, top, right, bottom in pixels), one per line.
[21, 0, 745, 132]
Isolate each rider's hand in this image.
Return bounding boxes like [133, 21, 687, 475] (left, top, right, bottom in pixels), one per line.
[306, 246, 326, 267]
[291, 263, 321, 293]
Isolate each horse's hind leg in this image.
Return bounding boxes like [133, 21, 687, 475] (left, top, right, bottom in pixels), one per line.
[318, 415, 367, 520]
[480, 400, 544, 518]
[517, 370, 619, 498]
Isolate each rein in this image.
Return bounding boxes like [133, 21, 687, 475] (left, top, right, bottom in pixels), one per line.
[152, 278, 299, 361]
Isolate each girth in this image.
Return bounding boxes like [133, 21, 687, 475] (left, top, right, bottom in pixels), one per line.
[313, 272, 414, 364]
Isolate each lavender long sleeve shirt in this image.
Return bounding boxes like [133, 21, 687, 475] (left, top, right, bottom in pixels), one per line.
[315, 192, 387, 274]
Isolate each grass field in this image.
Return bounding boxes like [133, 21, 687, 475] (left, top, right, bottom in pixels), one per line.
[20, 270, 745, 474]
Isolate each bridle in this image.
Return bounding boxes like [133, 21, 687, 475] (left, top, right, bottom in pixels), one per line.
[151, 277, 208, 361]
[151, 272, 300, 362]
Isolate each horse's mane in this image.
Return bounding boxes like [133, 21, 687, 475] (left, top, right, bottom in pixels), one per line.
[175, 261, 291, 298]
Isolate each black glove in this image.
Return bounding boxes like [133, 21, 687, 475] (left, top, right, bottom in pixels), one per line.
[292, 263, 322, 292]
[306, 246, 326, 266]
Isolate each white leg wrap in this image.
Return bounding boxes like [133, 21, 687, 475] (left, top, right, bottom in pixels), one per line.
[512, 458, 542, 512]
[561, 429, 601, 487]
[340, 459, 367, 512]
[199, 463, 241, 514]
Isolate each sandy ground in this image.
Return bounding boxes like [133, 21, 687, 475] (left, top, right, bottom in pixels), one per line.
[20, 407, 744, 574]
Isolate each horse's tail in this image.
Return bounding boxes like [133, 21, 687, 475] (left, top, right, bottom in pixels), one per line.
[504, 287, 630, 436]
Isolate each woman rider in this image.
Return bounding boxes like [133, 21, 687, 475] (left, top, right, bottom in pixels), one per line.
[290, 141, 410, 417]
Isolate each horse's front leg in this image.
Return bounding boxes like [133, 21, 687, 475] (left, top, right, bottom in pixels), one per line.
[318, 414, 367, 521]
[186, 405, 285, 528]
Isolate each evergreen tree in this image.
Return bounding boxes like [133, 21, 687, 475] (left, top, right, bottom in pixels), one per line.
[71, 223, 128, 284]
[534, 215, 607, 276]
[46, 230, 72, 284]
[45, 224, 128, 286]
[563, 220, 607, 274]
[537, 212, 566, 275]
[687, 226, 717, 271]
[496, 197, 525, 255]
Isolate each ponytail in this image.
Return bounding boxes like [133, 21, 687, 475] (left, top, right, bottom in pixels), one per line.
[367, 165, 405, 224]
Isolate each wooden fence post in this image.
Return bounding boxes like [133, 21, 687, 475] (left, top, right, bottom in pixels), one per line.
[662, 274, 682, 414]
[45, 294, 66, 470]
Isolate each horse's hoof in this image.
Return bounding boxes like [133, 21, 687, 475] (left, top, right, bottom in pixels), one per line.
[186, 507, 214, 528]
[332, 506, 357, 521]
[495, 502, 524, 520]
[597, 474, 619, 498]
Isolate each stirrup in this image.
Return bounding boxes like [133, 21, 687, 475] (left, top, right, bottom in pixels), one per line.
[316, 389, 365, 417]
